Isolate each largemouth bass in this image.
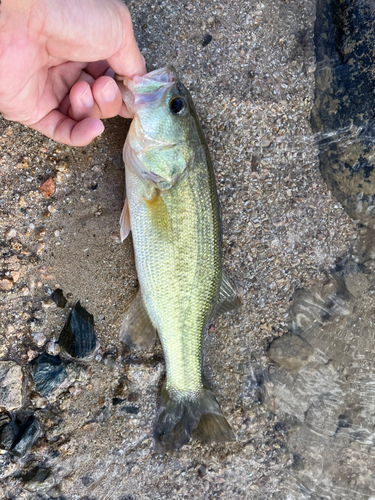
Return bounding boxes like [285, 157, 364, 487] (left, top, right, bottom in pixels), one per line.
[117, 67, 240, 451]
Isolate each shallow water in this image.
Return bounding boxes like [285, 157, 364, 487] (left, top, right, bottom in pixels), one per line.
[262, 0, 375, 497]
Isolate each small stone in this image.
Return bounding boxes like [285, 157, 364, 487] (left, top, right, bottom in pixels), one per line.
[202, 34, 212, 47]
[51, 288, 67, 308]
[48, 204, 56, 213]
[56, 162, 69, 173]
[0, 278, 13, 291]
[36, 242, 45, 255]
[32, 332, 46, 347]
[15, 159, 29, 169]
[5, 228, 17, 240]
[55, 172, 65, 184]
[31, 353, 67, 397]
[27, 349, 38, 361]
[10, 416, 41, 457]
[46, 341, 61, 356]
[35, 227, 46, 241]
[59, 302, 97, 358]
[0, 361, 23, 410]
[22, 467, 55, 493]
[197, 465, 207, 478]
[39, 177, 56, 198]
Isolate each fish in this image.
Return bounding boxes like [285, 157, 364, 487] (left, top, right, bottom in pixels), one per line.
[117, 66, 240, 452]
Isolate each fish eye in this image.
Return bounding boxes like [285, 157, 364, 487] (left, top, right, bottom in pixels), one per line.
[169, 97, 185, 115]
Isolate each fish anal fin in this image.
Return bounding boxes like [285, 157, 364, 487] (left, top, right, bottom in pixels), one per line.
[120, 289, 157, 350]
[120, 198, 131, 242]
[211, 272, 241, 322]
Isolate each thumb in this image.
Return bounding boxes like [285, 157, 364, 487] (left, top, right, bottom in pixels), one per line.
[40, 0, 146, 77]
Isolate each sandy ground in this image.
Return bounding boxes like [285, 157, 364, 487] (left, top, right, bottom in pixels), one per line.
[0, 0, 369, 499]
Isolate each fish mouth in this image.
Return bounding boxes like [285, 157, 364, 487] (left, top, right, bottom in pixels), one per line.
[117, 66, 179, 112]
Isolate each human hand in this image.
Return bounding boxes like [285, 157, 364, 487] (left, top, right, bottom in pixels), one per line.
[0, 0, 146, 146]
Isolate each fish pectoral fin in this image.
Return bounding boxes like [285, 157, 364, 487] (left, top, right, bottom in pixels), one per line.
[210, 272, 241, 322]
[120, 289, 157, 350]
[120, 197, 131, 242]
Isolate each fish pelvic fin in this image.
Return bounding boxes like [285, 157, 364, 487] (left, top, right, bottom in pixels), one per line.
[154, 384, 235, 453]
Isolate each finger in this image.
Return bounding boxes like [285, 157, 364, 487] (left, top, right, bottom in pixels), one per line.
[32, 110, 104, 147]
[68, 80, 99, 122]
[69, 76, 124, 122]
[91, 76, 124, 119]
[45, 0, 146, 78]
[85, 61, 110, 79]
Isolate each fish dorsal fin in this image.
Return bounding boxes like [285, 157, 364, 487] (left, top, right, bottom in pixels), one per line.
[120, 289, 157, 350]
[120, 198, 131, 242]
[210, 273, 241, 322]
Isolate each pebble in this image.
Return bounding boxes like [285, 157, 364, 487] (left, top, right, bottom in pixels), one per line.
[45, 341, 61, 356]
[0, 278, 13, 291]
[59, 302, 97, 358]
[32, 332, 47, 347]
[39, 177, 56, 198]
[5, 228, 17, 240]
[11, 416, 41, 457]
[0, 361, 23, 410]
[31, 353, 67, 397]
[22, 467, 55, 493]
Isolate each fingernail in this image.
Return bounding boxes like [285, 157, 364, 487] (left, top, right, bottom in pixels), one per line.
[101, 79, 117, 102]
[80, 86, 94, 108]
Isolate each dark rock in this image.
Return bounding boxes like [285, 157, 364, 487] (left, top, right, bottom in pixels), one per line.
[121, 406, 139, 414]
[22, 467, 55, 493]
[51, 288, 67, 308]
[0, 421, 18, 450]
[59, 302, 97, 358]
[31, 354, 67, 397]
[10, 416, 41, 457]
[202, 34, 212, 47]
[112, 398, 124, 406]
[311, 0, 375, 224]
[197, 465, 206, 478]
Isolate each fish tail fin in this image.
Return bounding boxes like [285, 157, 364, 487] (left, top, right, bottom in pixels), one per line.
[154, 384, 235, 452]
